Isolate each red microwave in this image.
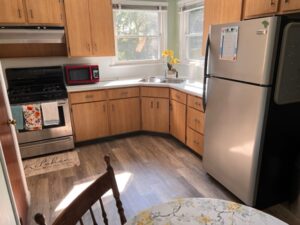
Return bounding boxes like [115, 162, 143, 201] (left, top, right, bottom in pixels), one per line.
[65, 65, 100, 85]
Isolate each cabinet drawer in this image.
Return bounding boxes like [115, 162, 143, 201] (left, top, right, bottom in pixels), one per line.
[188, 95, 203, 111]
[69, 90, 107, 104]
[141, 87, 169, 98]
[170, 89, 187, 104]
[187, 107, 205, 134]
[108, 87, 140, 99]
[186, 127, 204, 155]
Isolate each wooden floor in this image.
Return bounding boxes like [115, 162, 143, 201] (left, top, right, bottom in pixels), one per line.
[26, 134, 299, 225]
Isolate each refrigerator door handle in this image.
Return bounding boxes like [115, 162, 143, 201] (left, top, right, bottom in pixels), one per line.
[203, 35, 211, 112]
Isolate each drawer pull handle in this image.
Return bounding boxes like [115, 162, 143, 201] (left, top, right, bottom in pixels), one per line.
[29, 9, 34, 18]
[85, 95, 94, 98]
[175, 94, 180, 99]
[193, 140, 199, 145]
[151, 101, 153, 108]
[157, 101, 159, 109]
[270, 0, 276, 5]
[17, 9, 22, 18]
[121, 92, 128, 96]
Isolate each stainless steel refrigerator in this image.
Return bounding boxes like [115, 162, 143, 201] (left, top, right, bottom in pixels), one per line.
[202, 16, 300, 208]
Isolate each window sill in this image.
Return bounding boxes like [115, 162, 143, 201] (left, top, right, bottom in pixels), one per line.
[110, 60, 164, 67]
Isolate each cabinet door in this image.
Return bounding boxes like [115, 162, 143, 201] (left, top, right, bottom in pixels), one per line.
[25, 0, 63, 25]
[64, 0, 92, 56]
[170, 100, 186, 143]
[109, 98, 141, 135]
[280, 0, 300, 12]
[141, 97, 155, 131]
[0, 0, 26, 24]
[187, 107, 205, 134]
[186, 127, 204, 155]
[243, 0, 279, 19]
[155, 98, 169, 133]
[89, 0, 115, 56]
[202, 0, 242, 55]
[72, 101, 109, 142]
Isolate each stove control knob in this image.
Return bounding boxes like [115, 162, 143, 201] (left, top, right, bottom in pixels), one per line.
[8, 119, 17, 126]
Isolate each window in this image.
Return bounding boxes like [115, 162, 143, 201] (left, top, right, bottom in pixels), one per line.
[113, 7, 167, 63]
[180, 3, 204, 62]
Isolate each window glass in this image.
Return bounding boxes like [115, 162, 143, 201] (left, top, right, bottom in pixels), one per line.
[188, 9, 203, 34]
[115, 11, 159, 36]
[117, 37, 159, 61]
[187, 36, 202, 60]
[114, 9, 164, 62]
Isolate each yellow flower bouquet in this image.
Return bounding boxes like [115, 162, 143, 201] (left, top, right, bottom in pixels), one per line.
[162, 49, 180, 77]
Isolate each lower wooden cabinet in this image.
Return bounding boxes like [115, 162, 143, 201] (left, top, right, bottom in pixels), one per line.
[71, 101, 109, 142]
[187, 107, 205, 134]
[141, 97, 169, 133]
[170, 99, 186, 143]
[109, 97, 141, 135]
[186, 127, 204, 155]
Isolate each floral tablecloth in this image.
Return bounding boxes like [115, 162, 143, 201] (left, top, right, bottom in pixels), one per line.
[126, 198, 287, 225]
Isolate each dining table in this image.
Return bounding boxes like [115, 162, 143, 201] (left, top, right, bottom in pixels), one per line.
[125, 198, 287, 225]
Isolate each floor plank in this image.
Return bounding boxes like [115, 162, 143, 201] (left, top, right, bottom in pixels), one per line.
[25, 134, 299, 225]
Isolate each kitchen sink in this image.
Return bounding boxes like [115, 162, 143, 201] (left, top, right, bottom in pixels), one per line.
[161, 78, 185, 84]
[140, 76, 185, 84]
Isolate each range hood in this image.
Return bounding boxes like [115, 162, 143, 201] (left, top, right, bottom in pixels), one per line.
[0, 26, 65, 44]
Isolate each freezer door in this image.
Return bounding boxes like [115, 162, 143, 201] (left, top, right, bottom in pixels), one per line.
[210, 17, 279, 85]
[203, 78, 269, 206]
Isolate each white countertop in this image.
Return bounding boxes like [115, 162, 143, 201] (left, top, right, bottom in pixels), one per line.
[66, 78, 204, 97]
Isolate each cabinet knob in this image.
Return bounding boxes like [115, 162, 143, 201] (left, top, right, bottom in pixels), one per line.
[285, 0, 289, 3]
[8, 119, 17, 126]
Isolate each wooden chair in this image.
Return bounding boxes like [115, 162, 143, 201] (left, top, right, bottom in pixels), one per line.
[34, 155, 127, 225]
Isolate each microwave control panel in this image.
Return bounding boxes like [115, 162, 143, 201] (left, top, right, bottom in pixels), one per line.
[92, 67, 100, 79]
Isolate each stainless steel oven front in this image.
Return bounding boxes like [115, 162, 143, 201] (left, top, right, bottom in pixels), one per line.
[16, 99, 74, 158]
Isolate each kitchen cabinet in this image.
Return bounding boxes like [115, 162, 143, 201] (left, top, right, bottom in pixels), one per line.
[280, 0, 300, 12]
[243, 0, 279, 18]
[0, 0, 64, 25]
[71, 101, 109, 142]
[0, 0, 26, 24]
[170, 99, 186, 143]
[24, 0, 64, 25]
[109, 98, 141, 135]
[186, 95, 205, 155]
[64, 0, 115, 57]
[142, 97, 169, 133]
[202, 0, 243, 55]
[186, 127, 204, 155]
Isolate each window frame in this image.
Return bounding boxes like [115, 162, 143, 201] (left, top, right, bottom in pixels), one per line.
[113, 8, 167, 65]
[179, 5, 204, 64]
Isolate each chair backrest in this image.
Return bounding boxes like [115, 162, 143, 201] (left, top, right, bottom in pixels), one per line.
[34, 155, 126, 225]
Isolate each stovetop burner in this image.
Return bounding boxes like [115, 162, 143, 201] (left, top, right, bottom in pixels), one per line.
[6, 66, 67, 104]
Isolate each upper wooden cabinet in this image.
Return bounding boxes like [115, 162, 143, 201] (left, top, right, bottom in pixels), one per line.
[0, 0, 26, 24]
[0, 0, 64, 25]
[24, 0, 64, 25]
[280, 0, 300, 12]
[243, 0, 279, 18]
[202, 0, 243, 55]
[64, 0, 115, 57]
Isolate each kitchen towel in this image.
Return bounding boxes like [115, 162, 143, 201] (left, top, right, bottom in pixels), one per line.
[23, 104, 42, 131]
[10, 105, 24, 130]
[41, 102, 60, 126]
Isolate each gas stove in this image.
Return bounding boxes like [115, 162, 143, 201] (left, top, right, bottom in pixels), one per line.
[6, 66, 67, 104]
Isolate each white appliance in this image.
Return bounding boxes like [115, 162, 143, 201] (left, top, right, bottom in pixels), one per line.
[203, 16, 300, 208]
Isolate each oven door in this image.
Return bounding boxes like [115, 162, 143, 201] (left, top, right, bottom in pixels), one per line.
[16, 99, 73, 143]
[66, 66, 92, 85]
[16, 99, 74, 158]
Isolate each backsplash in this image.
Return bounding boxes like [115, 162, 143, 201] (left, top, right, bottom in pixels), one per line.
[0, 56, 204, 84]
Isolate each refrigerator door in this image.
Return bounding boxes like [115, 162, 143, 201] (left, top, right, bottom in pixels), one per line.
[210, 17, 279, 85]
[203, 77, 270, 206]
